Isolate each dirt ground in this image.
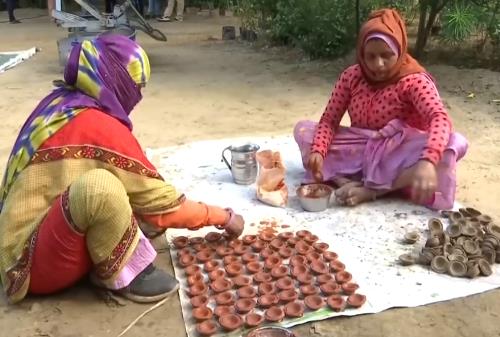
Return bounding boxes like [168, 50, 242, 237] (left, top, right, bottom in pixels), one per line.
[1, 8, 500, 337]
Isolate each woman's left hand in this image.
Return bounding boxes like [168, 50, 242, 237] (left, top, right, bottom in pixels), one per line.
[410, 160, 438, 205]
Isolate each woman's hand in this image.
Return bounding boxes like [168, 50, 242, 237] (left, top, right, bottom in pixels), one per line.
[308, 152, 324, 182]
[224, 212, 244, 239]
[410, 160, 438, 204]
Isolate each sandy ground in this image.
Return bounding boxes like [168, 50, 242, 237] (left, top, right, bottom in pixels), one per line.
[1, 8, 500, 337]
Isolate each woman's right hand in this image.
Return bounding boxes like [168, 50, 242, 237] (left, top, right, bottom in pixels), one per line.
[308, 152, 324, 182]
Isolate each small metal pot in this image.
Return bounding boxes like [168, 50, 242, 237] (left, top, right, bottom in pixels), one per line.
[296, 184, 333, 212]
[246, 326, 296, 337]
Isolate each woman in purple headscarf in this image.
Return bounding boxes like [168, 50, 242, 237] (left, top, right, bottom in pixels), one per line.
[0, 34, 244, 304]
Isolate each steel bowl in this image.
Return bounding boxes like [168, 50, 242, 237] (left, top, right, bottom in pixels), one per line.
[246, 326, 296, 337]
[296, 183, 333, 212]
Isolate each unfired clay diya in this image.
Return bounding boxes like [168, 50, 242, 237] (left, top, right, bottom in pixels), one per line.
[399, 207, 498, 279]
[172, 225, 366, 336]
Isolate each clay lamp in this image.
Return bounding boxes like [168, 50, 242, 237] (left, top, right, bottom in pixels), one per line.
[335, 271, 352, 284]
[232, 275, 252, 288]
[210, 278, 233, 293]
[327, 295, 346, 312]
[173, 236, 189, 249]
[278, 231, 294, 241]
[190, 294, 209, 308]
[235, 298, 256, 314]
[251, 240, 267, 252]
[214, 305, 235, 318]
[290, 255, 307, 267]
[278, 247, 294, 258]
[278, 289, 298, 303]
[306, 251, 322, 262]
[242, 253, 258, 263]
[264, 306, 285, 322]
[192, 306, 213, 322]
[320, 281, 341, 296]
[204, 260, 220, 273]
[295, 242, 313, 255]
[287, 237, 299, 247]
[258, 282, 276, 295]
[189, 283, 208, 297]
[341, 282, 359, 295]
[185, 265, 201, 276]
[253, 271, 273, 284]
[189, 237, 204, 245]
[291, 265, 308, 278]
[225, 262, 244, 277]
[259, 231, 275, 242]
[219, 313, 243, 331]
[310, 260, 329, 275]
[205, 231, 222, 243]
[347, 293, 366, 308]
[296, 273, 314, 284]
[323, 251, 339, 262]
[316, 274, 334, 284]
[330, 260, 346, 272]
[304, 234, 319, 244]
[193, 243, 209, 252]
[228, 239, 244, 249]
[276, 277, 294, 291]
[234, 245, 252, 256]
[208, 269, 226, 281]
[216, 246, 234, 257]
[223, 255, 240, 266]
[245, 312, 264, 328]
[176, 247, 192, 258]
[246, 261, 263, 274]
[187, 273, 204, 286]
[242, 235, 257, 245]
[285, 301, 305, 318]
[270, 238, 285, 251]
[237, 285, 257, 299]
[313, 242, 329, 252]
[258, 294, 279, 308]
[264, 256, 282, 270]
[260, 247, 275, 259]
[271, 265, 289, 279]
[304, 295, 325, 310]
[196, 320, 218, 337]
[296, 230, 312, 238]
[196, 250, 214, 263]
[179, 254, 196, 268]
[300, 284, 319, 297]
[215, 291, 235, 306]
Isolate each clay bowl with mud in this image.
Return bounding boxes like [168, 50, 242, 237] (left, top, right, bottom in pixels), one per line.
[265, 306, 285, 322]
[327, 295, 346, 312]
[264, 256, 283, 270]
[203, 260, 220, 273]
[245, 312, 265, 328]
[290, 255, 307, 266]
[278, 247, 294, 258]
[172, 236, 189, 249]
[304, 295, 325, 310]
[258, 294, 279, 308]
[189, 283, 209, 297]
[192, 306, 213, 322]
[237, 285, 258, 299]
[235, 298, 256, 314]
[189, 237, 204, 245]
[296, 273, 314, 284]
[347, 293, 366, 308]
[234, 245, 252, 256]
[300, 284, 319, 296]
[306, 251, 323, 262]
[242, 234, 258, 245]
[276, 277, 295, 291]
[242, 253, 259, 263]
[225, 262, 244, 277]
[214, 305, 235, 318]
[187, 273, 204, 286]
[311, 260, 329, 275]
[223, 255, 239, 266]
[304, 234, 319, 244]
[185, 264, 201, 276]
[215, 291, 235, 306]
[296, 230, 312, 238]
[291, 264, 308, 278]
[278, 289, 299, 303]
[210, 278, 233, 293]
[208, 269, 226, 281]
[252, 240, 267, 252]
[247, 261, 263, 274]
[190, 294, 209, 308]
[254, 271, 273, 283]
[341, 282, 359, 295]
[219, 313, 243, 331]
[259, 231, 276, 242]
[320, 281, 341, 296]
[228, 239, 244, 249]
[287, 237, 299, 247]
[176, 247, 192, 258]
[261, 247, 277, 259]
[313, 242, 329, 252]
[192, 243, 210, 253]
[330, 260, 346, 272]
[296, 184, 334, 212]
[270, 238, 286, 251]
[323, 251, 339, 262]
[196, 250, 214, 263]
[179, 254, 196, 268]
[216, 246, 234, 257]
[335, 270, 352, 283]
[278, 231, 295, 241]
[205, 231, 222, 243]
[259, 282, 276, 295]
[196, 320, 218, 337]
[285, 301, 305, 318]
[232, 275, 252, 288]
[271, 265, 289, 279]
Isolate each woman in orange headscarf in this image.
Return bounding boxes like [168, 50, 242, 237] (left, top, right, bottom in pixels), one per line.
[294, 9, 468, 209]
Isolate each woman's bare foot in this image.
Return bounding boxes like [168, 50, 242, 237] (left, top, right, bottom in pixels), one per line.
[335, 181, 363, 203]
[341, 186, 378, 206]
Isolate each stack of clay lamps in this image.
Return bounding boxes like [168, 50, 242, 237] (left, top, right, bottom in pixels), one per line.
[172, 228, 366, 337]
[399, 207, 499, 278]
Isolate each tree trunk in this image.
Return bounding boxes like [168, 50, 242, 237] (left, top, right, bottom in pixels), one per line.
[414, 0, 430, 58]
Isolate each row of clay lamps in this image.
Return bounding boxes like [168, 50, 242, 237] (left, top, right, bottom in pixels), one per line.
[172, 229, 367, 336]
[399, 207, 499, 278]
